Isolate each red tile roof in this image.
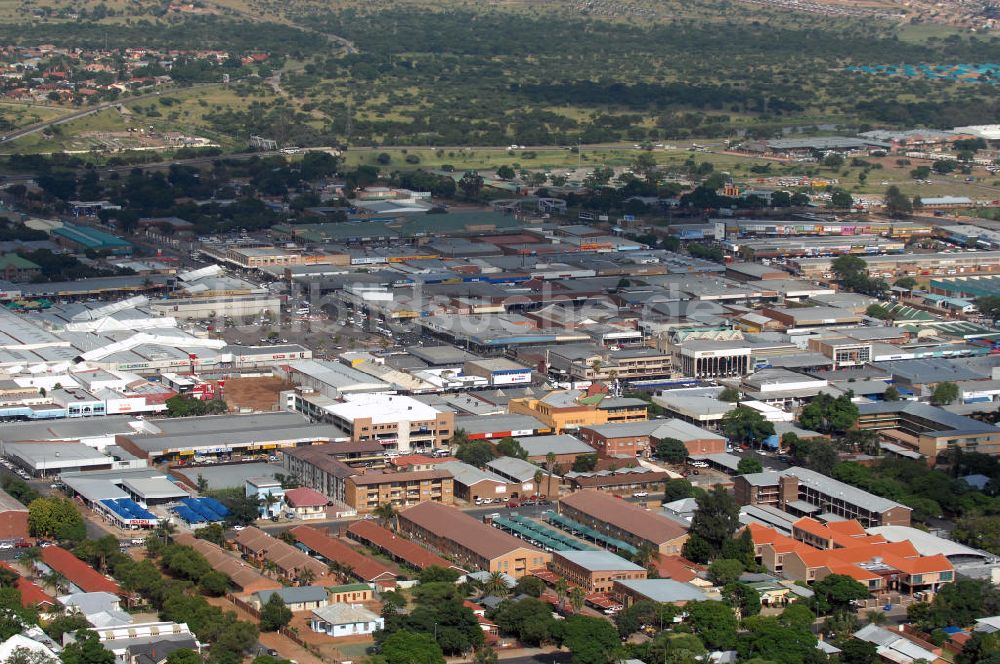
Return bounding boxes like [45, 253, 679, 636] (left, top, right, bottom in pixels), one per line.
[40, 546, 122, 596]
[283, 487, 329, 508]
[0, 562, 56, 608]
[291, 525, 397, 583]
[346, 520, 463, 572]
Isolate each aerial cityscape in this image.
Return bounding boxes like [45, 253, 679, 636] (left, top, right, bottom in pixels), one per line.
[0, 2, 997, 664]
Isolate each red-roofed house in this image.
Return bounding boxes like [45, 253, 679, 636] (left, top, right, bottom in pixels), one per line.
[39, 546, 122, 596]
[283, 487, 329, 521]
[0, 562, 56, 610]
[291, 525, 398, 586]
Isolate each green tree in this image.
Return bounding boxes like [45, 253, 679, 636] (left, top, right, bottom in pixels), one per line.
[379, 630, 445, 664]
[721, 406, 775, 448]
[572, 453, 597, 473]
[686, 601, 738, 650]
[165, 650, 203, 664]
[514, 575, 546, 598]
[373, 502, 398, 530]
[737, 456, 763, 475]
[417, 566, 461, 584]
[884, 185, 913, 219]
[561, 615, 620, 664]
[884, 385, 900, 401]
[496, 165, 515, 180]
[838, 639, 879, 664]
[799, 393, 859, 435]
[931, 382, 960, 406]
[682, 486, 740, 563]
[661, 478, 694, 503]
[28, 496, 86, 542]
[199, 571, 229, 596]
[455, 440, 497, 467]
[719, 387, 740, 402]
[259, 593, 292, 632]
[976, 295, 1000, 320]
[894, 276, 917, 290]
[829, 189, 853, 209]
[737, 615, 818, 664]
[458, 171, 484, 199]
[490, 597, 560, 646]
[59, 630, 114, 664]
[722, 582, 761, 618]
[655, 437, 689, 464]
[953, 515, 1000, 555]
[707, 558, 745, 586]
[811, 574, 869, 615]
[495, 437, 528, 460]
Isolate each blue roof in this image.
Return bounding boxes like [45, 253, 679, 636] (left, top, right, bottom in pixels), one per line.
[101, 498, 157, 522]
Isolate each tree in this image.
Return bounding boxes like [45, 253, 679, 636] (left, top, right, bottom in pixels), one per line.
[44, 613, 90, 642]
[561, 615, 620, 664]
[28, 497, 85, 542]
[571, 453, 597, 473]
[686, 601, 738, 650]
[953, 515, 1000, 555]
[196, 474, 209, 494]
[496, 165, 515, 180]
[59, 629, 114, 664]
[799, 393, 859, 435]
[707, 559, 745, 586]
[738, 615, 818, 664]
[722, 582, 761, 619]
[165, 650, 203, 664]
[683, 486, 740, 563]
[495, 437, 528, 460]
[490, 597, 560, 646]
[7, 647, 57, 664]
[379, 630, 445, 664]
[514, 575, 545, 598]
[737, 456, 763, 475]
[894, 276, 917, 290]
[661, 478, 694, 503]
[838, 639, 879, 664]
[199, 570, 229, 596]
[884, 185, 913, 219]
[455, 440, 497, 467]
[976, 295, 1000, 321]
[719, 387, 740, 402]
[811, 574, 869, 615]
[931, 382, 960, 406]
[373, 502, 398, 530]
[546, 452, 557, 497]
[458, 171, 484, 199]
[655, 437, 689, 464]
[259, 593, 292, 632]
[568, 586, 586, 614]
[417, 566, 461, 584]
[884, 385, 900, 401]
[866, 304, 891, 319]
[829, 188, 853, 209]
[473, 646, 498, 664]
[721, 406, 775, 448]
[482, 571, 510, 598]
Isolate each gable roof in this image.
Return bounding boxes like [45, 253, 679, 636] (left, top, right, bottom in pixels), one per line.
[255, 586, 329, 606]
[346, 520, 462, 572]
[233, 526, 329, 578]
[174, 533, 282, 592]
[291, 525, 398, 583]
[40, 546, 122, 596]
[559, 489, 688, 545]
[399, 501, 545, 560]
[283, 487, 329, 508]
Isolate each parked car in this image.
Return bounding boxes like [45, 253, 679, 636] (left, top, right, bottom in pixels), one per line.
[632, 491, 649, 498]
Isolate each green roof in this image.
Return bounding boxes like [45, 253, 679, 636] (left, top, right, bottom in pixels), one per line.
[0, 253, 39, 269]
[324, 582, 371, 592]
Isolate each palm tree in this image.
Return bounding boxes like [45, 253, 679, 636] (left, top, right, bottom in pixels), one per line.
[373, 503, 398, 531]
[482, 571, 510, 598]
[43, 570, 66, 594]
[298, 568, 317, 586]
[554, 578, 569, 612]
[533, 470, 544, 498]
[569, 586, 585, 614]
[631, 544, 656, 570]
[545, 452, 556, 497]
[262, 559, 279, 578]
[21, 547, 42, 577]
[865, 609, 887, 626]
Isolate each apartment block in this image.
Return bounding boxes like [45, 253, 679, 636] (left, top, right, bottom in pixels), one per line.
[344, 469, 454, 512]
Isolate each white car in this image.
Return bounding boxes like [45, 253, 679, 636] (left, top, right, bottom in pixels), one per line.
[0, 543, 13, 550]
[632, 492, 649, 498]
[233, 525, 246, 531]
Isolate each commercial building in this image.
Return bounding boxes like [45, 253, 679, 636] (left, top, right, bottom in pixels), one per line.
[316, 393, 455, 453]
[398, 501, 552, 577]
[793, 251, 1000, 279]
[761, 306, 863, 330]
[676, 341, 752, 379]
[462, 358, 533, 386]
[0, 254, 41, 282]
[512, 433, 596, 464]
[549, 550, 646, 593]
[4, 442, 118, 476]
[508, 389, 647, 434]
[344, 469, 454, 512]
[577, 419, 726, 458]
[558, 489, 689, 555]
[734, 467, 912, 527]
[855, 401, 1000, 460]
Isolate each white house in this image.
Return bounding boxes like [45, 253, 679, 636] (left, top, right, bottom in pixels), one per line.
[309, 603, 383, 637]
